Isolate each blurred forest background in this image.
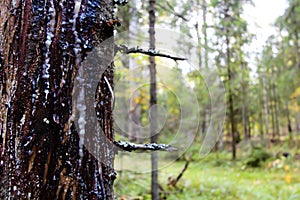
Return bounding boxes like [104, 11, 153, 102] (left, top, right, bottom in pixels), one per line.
[112, 0, 300, 199]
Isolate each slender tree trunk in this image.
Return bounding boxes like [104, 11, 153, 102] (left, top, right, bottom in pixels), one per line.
[295, 113, 300, 147]
[296, 113, 300, 134]
[195, 0, 202, 69]
[195, 0, 206, 135]
[270, 97, 277, 139]
[202, 0, 208, 70]
[228, 68, 236, 160]
[0, 1, 117, 199]
[259, 109, 264, 141]
[285, 102, 293, 142]
[129, 0, 141, 143]
[242, 100, 248, 141]
[201, 0, 209, 135]
[149, 0, 159, 199]
[270, 86, 276, 139]
[225, 14, 236, 160]
[247, 116, 251, 139]
[295, 30, 300, 69]
[263, 75, 270, 148]
[241, 64, 248, 141]
[273, 85, 280, 138]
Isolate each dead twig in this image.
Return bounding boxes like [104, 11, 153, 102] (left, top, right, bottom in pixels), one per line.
[167, 161, 189, 190]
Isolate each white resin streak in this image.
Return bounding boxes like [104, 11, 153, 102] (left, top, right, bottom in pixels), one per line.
[77, 75, 86, 158]
[43, 2, 56, 102]
[73, 0, 82, 66]
[73, 0, 84, 159]
[104, 76, 114, 109]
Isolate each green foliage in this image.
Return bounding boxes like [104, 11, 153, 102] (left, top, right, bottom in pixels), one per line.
[114, 151, 300, 200]
[245, 146, 271, 168]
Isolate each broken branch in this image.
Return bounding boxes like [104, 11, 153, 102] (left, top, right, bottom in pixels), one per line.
[117, 45, 187, 62]
[167, 161, 189, 189]
[113, 140, 177, 152]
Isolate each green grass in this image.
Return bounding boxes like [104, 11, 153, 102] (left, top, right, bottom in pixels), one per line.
[114, 150, 300, 200]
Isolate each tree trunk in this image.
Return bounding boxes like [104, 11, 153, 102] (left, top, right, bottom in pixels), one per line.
[202, 0, 208, 70]
[128, 0, 141, 143]
[259, 109, 264, 141]
[295, 112, 300, 147]
[241, 63, 248, 142]
[263, 75, 270, 148]
[149, 0, 159, 199]
[224, 7, 236, 160]
[269, 85, 276, 139]
[242, 99, 248, 141]
[273, 84, 280, 138]
[201, 0, 209, 135]
[286, 101, 293, 142]
[247, 116, 251, 139]
[228, 68, 236, 160]
[0, 0, 117, 199]
[296, 112, 300, 134]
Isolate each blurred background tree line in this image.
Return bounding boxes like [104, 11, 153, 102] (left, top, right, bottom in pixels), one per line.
[114, 0, 300, 199]
[115, 0, 300, 157]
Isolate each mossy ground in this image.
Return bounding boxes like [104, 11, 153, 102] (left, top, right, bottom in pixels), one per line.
[114, 143, 300, 200]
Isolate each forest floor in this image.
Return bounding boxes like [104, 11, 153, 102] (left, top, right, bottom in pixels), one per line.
[114, 142, 300, 200]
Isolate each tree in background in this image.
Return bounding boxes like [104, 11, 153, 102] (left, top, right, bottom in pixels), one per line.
[212, 0, 252, 159]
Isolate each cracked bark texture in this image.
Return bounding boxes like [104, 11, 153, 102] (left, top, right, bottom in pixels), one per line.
[0, 0, 116, 199]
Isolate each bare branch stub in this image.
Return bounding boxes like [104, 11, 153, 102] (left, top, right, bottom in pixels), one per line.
[116, 45, 187, 62]
[113, 140, 177, 152]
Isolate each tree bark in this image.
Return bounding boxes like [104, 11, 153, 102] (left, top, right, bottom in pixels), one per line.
[0, 0, 117, 199]
[149, 0, 159, 199]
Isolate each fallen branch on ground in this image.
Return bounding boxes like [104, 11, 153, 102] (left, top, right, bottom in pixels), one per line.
[167, 161, 189, 190]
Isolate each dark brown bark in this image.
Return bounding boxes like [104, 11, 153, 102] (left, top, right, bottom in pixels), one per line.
[0, 0, 117, 199]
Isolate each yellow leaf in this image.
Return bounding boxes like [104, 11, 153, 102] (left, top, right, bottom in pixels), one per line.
[285, 173, 291, 184]
[291, 87, 300, 99]
[287, 60, 293, 67]
[284, 165, 290, 172]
